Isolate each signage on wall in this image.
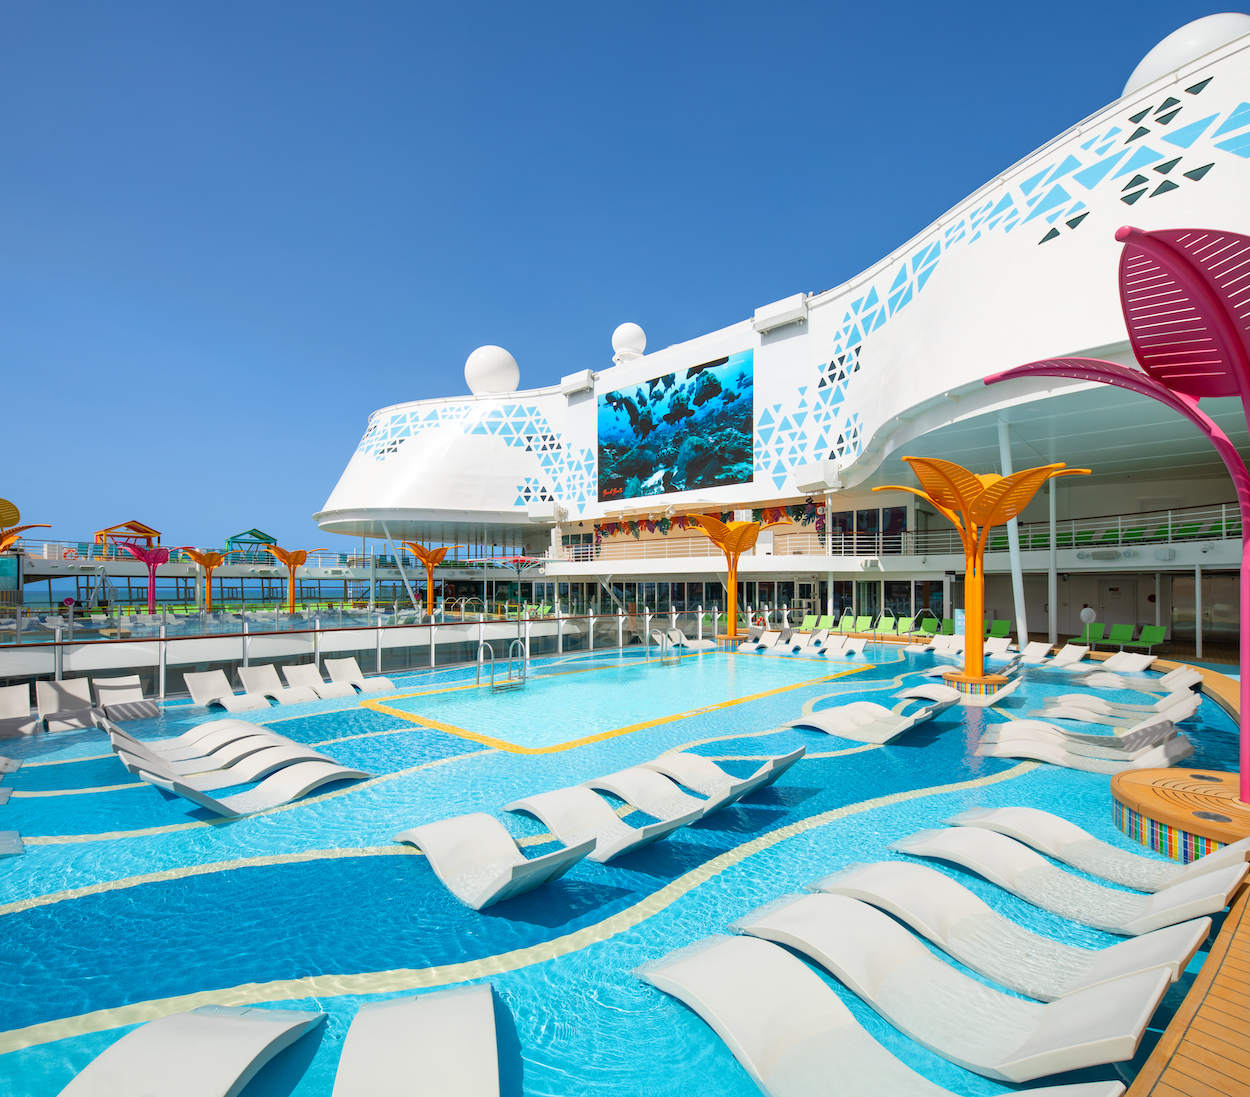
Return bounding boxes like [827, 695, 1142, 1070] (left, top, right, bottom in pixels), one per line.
[597, 350, 754, 501]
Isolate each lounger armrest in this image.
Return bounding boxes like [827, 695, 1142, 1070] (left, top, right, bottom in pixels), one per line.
[138, 770, 235, 816]
[486, 838, 596, 907]
[1073, 918, 1210, 991]
[612, 808, 703, 856]
[1122, 863, 1248, 933]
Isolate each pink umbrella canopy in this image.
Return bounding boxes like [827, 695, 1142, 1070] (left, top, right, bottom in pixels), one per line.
[116, 542, 171, 614]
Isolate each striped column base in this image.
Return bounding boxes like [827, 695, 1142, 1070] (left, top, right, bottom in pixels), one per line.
[1112, 798, 1225, 863]
[942, 672, 1011, 697]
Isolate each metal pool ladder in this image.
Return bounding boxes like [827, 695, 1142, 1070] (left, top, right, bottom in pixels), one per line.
[649, 628, 681, 665]
[477, 640, 527, 691]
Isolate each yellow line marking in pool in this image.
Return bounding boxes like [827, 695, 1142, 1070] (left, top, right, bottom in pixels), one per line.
[359, 665, 873, 754]
[21, 753, 115, 768]
[10, 783, 142, 797]
[0, 759, 1037, 1052]
[21, 749, 495, 846]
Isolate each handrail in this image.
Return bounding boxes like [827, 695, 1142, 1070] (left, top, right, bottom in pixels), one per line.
[476, 640, 494, 686]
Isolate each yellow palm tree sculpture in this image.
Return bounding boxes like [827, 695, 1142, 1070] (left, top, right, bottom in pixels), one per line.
[401, 542, 451, 616]
[264, 546, 327, 614]
[0, 497, 49, 552]
[688, 514, 791, 640]
[181, 548, 225, 613]
[874, 457, 1088, 680]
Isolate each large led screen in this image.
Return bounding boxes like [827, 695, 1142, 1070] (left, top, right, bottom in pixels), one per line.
[598, 349, 753, 501]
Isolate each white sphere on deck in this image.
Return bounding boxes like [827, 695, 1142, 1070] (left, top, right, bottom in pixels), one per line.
[464, 345, 520, 395]
[1124, 13, 1250, 96]
[611, 322, 647, 358]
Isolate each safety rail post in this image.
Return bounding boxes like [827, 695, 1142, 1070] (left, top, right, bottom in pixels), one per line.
[54, 626, 62, 680]
[696, 605, 703, 642]
[242, 619, 249, 668]
[476, 640, 494, 686]
[158, 623, 167, 700]
[782, 604, 790, 628]
[617, 609, 623, 650]
[643, 606, 652, 652]
[588, 608, 595, 651]
[313, 617, 321, 673]
[669, 605, 677, 631]
[523, 613, 531, 660]
[713, 607, 720, 638]
[376, 615, 383, 674]
[556, 604, 563, 655]
[430, 616, 436, 668]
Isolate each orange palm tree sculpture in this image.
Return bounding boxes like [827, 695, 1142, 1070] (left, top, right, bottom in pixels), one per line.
[0, 497, 49, 552]
[688, 514, 790, 640]
[874, 457, 1088, 680]
[264, 546, 327, 614]
[401, 542, 451, 616]
[181, 548, 225, 613]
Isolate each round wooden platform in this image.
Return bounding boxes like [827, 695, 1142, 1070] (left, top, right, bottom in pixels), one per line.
[1112, 767, 1250, 861]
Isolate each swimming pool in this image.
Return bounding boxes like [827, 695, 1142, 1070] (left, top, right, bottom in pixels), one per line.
[0, 648, 1239, 1095]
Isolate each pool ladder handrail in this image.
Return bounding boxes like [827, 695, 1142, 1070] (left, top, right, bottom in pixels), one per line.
[649, 628, 681, 665]
[477, 639, 527, 690]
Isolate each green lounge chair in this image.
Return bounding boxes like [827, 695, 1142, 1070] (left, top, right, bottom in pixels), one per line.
[1142, 523, 1170, 543]
[1073, 530, 1095, 547]
[1123, 625, 1168, 653]
[940, 618, 956, 635]
[1027, 533, 1050, 549]
[894, 616, 915, 637]
[798, 614, 818, 631]
[835, 614, 854, 633]
[853, 615, 873, 634]
[1094, 528, 1120, 547]
[1076, 622, 1105, 647]
[987, 533, 1008, 552]
[1170, 521, 1203, 540]
[918, 618, 940, 636]
[988, 620, 1011, 640]
[876, 615, 899, 636]
[1120, 526, 1146, 544]
[816, 615, 833, 629]
[1106, 623, 1135, 649]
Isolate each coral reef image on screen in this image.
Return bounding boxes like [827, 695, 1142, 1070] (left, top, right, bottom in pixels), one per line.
[597, 350, 753, 501]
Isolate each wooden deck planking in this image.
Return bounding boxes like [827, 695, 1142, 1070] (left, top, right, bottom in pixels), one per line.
[1127, 882, 1250, 1097]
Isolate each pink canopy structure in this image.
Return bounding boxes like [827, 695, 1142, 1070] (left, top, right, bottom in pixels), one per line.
[117, 543, 171, 614]
[987, 225, 1250, 804]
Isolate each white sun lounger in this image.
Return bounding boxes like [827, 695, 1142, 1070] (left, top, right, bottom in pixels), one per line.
[109, 726, 293, 775]
[35, 679, 100, 731]
[737, 630, 781, 653]
[282, 662, 360, 699]
[505, 785, 700, 862]
[1083, 666, 1203, 693]
[582, 766, 710, 819]
[142, 760, 370, 817]
[735, 892, 1171, 1082]
[636, 934, 1125, 1097]
[0, 683, 37, 737]
[1035, 695, 1199, 728]
[1088, 652, 1157, 673]
[984, 636, 1014, 657]
[1039, 643, 1090, 668]
[59, 1003, 326, 1097]
[237, 664, 319, 706]
[1013, 713, 1177, 751]
[789, 628, 829, 655]
[108, 720, 289, 764]
[977, 732, 1193, 773]
[184, 669, 271, 713]
[1043, 690, 1197, 717]
[331, 984, 498, 1097]
[892, 826, 1248, 934]
[1018, 641, 1055, 664]
[781, 698, 949, 744]
[947, 806, 1250, 893]
[813, 861, 1208, 1001]
[980, 719, 1178, 761]
[324, 657, 397, 693]
[640, 747, 805, 812]
[91, 674, 161, 721]
[121, 743, 332, 791]
[395, 812, 594, 909]
[836, 636, 868, 656]
[134, 718, 268, 752]
[667, 627, 716, 653]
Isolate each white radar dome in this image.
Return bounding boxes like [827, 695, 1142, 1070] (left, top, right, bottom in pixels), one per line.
[611, 322, 647, 359]
[1123, 12, 1250, 96]
[464, 345, 520, 395]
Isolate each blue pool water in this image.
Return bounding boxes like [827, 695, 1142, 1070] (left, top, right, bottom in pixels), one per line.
[0, 647, 1239, 1096]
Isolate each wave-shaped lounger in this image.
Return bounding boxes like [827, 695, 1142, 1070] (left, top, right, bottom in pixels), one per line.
[947, 806, 1250, 893]
[980, 719, 1178, 761]
[91, 674, 161, 722]
[636, 934, 1125, 1097]
[1034, 693, 1199, 726]
[121, 743, 332, 791]
[667, 627, 716, 653]
[582, 766, 708, 820]
[782, 697, 953, 744]
[505, 785, 700, 862]
[1018, 641, 1054, 664]
[812, 861, 1208, 1001]
[142, 759, 370, 817]
[238, 664, 320, 706]
[892, 826, 1248, 934]
[283, 662, 360, 699]
[1086, 652, 1157, 674]
[640, 747, 805, 812]
[1082, 666, 1203, 693]
[59, 1004, 326, 1097]
[789, 628, 829, 655]
[107, 722, 291, 770]
[1008, 713, 1177, 752]
[1042, 690, 1197, 717]
[1027, 643, 1089, 668]
[184, 669, 271, 712]
[331, 984, 498, 1097]
[977, 732, 1193, 773]
[395, 812, 593, 909]
[129, 718, 268, 753]
[324, 657, 397, 693]
[738, 630, 782, 653]
[830, 636, 867, 656]
[734, 892, 1171, 1082]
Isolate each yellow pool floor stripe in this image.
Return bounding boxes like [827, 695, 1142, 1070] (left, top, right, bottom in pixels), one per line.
[0, 759, 1037, 1054]
[361, 664, 872, 754]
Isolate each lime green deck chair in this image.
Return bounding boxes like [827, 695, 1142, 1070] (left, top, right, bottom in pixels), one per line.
[987, 533, 1008, 552]
[940, 618, 956, 635]
[876, 615, 899, 636]
[1076, 622, 1105, 647]
[1094, 528, 1120, 547]
[835, 614, 854, 633]
[919, 618, 940, 636]
[1123, 625, 1167, 653]
[894, 616, 915, 636]
[1028, 533, 1050, 549]
[1106, 623, 1135, 649]
[1055, 530, 1074, 549]
[799, 614, 818, 631]
[853, 615, 873, 633]
[817, 615, 833, 629]
[988, 619, 1011, 640]
[1120, 526, 1147, 544]
[1171, 521, 1203, 540]
[1073, 530, 1095, 547]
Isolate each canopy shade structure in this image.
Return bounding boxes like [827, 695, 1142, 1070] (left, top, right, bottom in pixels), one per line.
[93, 520, 160, 547]
[225, 529, 278, 552]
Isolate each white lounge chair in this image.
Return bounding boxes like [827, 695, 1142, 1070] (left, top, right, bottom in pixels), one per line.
[1087, 652, 1156, 673]
[789, 628, 829, 655]
[1018, 641, 1054, 664]
[735, 892, 1171, 1082]
[667, 627, 716, 653]
[505, 785, 700, 862]
[636, 934, 1125, 1097]
[837, 636, 868, 656]
[0, 830, 24, 856]
[108, 725, 292, 775]
[977, 732, 1193, 773]
[814, 860, 1209, 1001]
[781, 697, 952, 744]
[1035, 692, 1199, 726]
[238, 664, 319, 706]
[331, 984, 498, 1097]
[0, 683, 37, 737]
[184, 669, 271, 712]
[139, 718, 272, 753]
[984, 636, 1014, 657]
[1017, 713, 1177, 751]
[761, 628, 800, 655]
[737, 630, 781, 653]
[91, 674, 160, 721]
[892, 826, 1248, 934]
[59, 1004, 326, 1097]
[324, 657, 396, 693]
[980, 719, 1178, 761]
[582, 766, 709, 819]
[281, 662, 359, 698]
[120, 741, 332, 791]
[640, 747, 805, 812]
[142, 759, 370, 817]
[1040, 643, 1090, 668]
[1043, 690, 1197, 716]
[1082, 666, 1203, 693]
[395, 812, 594, 910]
[35, 679, 99, 731]
[947, 806, 1250, 893]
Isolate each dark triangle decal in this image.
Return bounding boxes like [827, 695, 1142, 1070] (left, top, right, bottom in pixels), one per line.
[1153, 157, 1182, 174]
[1185, 77, 1212, 94]
[1066, 212, 1089, 228]
[1150, 179, 1180, 196]
[1126, 126, 1151, 142]
[1039, 228, 1061, 244]
[1183, 162, 1214, 181]
[1121, 188, 1147, 204]
[1128, 108, 1152, 123]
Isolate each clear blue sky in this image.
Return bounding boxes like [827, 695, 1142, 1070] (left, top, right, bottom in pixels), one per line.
[0, 1, 1228, 548]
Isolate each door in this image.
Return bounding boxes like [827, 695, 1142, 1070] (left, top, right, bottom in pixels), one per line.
[1097, 580, 1137, 627]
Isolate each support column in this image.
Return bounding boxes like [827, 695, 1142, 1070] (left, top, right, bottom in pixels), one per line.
[826, 571, 834, 619]
[1195, 564, 1203, 660]
[943, 574, 951, 620]
[998, 420, 1030, 644]
[381, 522, 419, 611]
[1048, 479, 1058, 647]
[1155, 573, 1161, 628]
